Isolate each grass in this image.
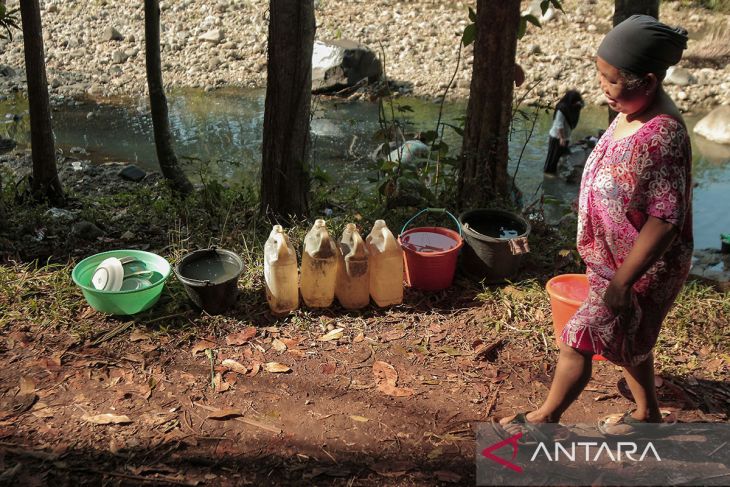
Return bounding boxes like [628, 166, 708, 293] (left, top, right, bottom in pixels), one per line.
[1, 173, 728, 380]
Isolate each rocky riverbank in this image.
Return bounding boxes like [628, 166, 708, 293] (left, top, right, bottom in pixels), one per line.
[0, 0, 728, 110]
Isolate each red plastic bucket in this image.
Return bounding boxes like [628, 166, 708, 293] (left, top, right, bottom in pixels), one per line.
[546, 274, 605, 361]
[399, 209, 463, 291]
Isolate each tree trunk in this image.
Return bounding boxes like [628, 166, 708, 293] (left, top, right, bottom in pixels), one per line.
[260, 0, 315, 219]
[19, 0, 64, 204]
[458, 0, 520, 209]
[613, 0, 659, 26]
[144, 0, 193, 194]
[609, 0, 659, 122]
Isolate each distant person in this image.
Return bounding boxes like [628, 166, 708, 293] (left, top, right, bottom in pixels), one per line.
[543, 90, 584, 174]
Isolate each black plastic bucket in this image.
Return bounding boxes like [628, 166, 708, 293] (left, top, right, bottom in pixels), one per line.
[459, 209, 531, 283]
[174, 248, 244, 314]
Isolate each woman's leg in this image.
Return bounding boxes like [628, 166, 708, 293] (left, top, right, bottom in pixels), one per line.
[621, 352, 662, 421]
[544, 137, 561, 174]
[500, 341, 593, 425]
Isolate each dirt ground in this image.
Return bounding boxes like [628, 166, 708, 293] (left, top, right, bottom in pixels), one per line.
[1, 271, 728, 486]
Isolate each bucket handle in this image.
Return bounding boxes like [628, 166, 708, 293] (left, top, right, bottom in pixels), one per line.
[400, 208, 462, 236]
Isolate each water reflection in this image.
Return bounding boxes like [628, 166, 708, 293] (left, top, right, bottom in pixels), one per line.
[0, 92, 727, 249]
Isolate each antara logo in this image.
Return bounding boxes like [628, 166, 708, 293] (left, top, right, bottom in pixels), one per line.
[481, 432, 524, 473]
[530, 442, 661, 462]
[481, 433, 662, 474]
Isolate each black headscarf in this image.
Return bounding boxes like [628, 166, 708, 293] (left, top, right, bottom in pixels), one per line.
[597, 15, 688, 75]
[555, 90, 584, 130]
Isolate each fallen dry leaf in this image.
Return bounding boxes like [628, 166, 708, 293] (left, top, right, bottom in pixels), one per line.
[353, 332, 365, 343]
[221, 359, 248, 375]
[129, 329, 150, 342]
[250, 362, 261, 376]
[82, 413, 132, 425]
[226, 327, 257, 346]
[372, 361, 398, 386]
[288, 349, 305, 359]
[271, 338, 287, 353]
[382, 329, 406, 342]
[19, 376, 36, 396]
[207, 408, 244, 420]
[372, 361, 415, 397]
[280, 338, 301, 349]
[350, 415, 369, 422]
[191, 339, 217, 356]
[213, 373, 231, 393]
[377, 383, 415, 397]
[31, 402, 54, 419]
[264, 362, 291, 373]
[318, 328, 344, 342]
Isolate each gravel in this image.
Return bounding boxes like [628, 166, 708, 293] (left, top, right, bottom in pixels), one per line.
[0, 0, 728, 111]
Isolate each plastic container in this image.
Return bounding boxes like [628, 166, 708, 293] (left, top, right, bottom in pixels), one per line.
[264, 225, 299, 315]
[175, 248, 244, 314]
[366, 220, 404, 307]
[546, 274, 605, 361]
[72, 250, 171, 315]
[399, 208, 463, 291]
[459, 209, 531, 283]
[336, 223, 370, 310]
[300, 219, 338, 308]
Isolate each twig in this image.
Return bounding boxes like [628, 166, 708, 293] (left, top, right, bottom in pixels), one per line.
[69, 468, 197, 486]
[194, 403, 282, 435]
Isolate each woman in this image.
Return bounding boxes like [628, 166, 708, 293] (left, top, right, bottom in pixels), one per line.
[500, 15, 692, 437]
[543, 90, 584, 174]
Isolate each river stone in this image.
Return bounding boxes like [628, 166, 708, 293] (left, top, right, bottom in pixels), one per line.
[665, 66, 696, 86]
[112, 51, 128, 64]
[118, 164, 147, 182]
[199, 29, 224, 44]
[103, 27, 124, 42]
[312, 39, 382, 94]
[0, 65, 16, 77]
[694, 105, 730, 145]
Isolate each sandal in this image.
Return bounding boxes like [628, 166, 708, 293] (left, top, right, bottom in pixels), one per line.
[492, 413, 572, 445]
[597, 409, 677, 438]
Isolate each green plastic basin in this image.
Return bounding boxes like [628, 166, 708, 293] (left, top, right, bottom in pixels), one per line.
[72, 250, 171, 315]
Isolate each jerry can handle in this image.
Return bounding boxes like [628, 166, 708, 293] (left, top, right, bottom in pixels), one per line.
[400, 208, 462, 236]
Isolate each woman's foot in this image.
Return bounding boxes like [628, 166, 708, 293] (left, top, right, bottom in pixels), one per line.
[494, 411, 570, 444]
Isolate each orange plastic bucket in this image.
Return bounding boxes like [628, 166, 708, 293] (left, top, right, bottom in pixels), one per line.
[545, 274, 605, 361]
[399, 209, 463, 291]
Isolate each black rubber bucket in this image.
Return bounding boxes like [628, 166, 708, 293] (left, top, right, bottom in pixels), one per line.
[174, 248, 244, 314]
[459, 209, 531, 283]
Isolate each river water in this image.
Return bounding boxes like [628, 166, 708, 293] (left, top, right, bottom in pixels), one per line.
[1, 88, 728, 250]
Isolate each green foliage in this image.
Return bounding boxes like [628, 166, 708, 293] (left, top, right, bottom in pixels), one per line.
[0, 4, 19, 41]
[463, 0, 564, 45]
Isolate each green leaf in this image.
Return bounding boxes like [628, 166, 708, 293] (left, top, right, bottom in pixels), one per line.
[523, 14, 541, 28]
[396, 104, 414, 113]
[380, 160, 398, 172]
[462, 23, 476, 47]
[540, 0, 550, 15]
[442, 123, 464, 137]
[468, 6, 477, 22]
[517, 17, 527, 40]
[551, 0, 564, 13]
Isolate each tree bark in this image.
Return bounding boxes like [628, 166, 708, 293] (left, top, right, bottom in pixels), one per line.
[260, 0, 315, 219]
[144, 0, 193, 194]
[19, 0, 64, 204]
[458, 0, 520, 209]
[613, 0, 659, 26]
[609, 0, 659, 122]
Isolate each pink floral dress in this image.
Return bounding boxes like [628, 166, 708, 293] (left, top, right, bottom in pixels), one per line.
[561, 114, 693, 366]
